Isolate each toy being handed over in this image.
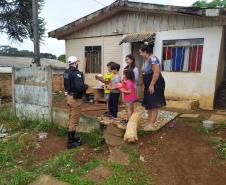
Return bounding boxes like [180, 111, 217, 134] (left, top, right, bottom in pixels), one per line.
[95, 74, 111, 85]
[115, 82, 126, 89]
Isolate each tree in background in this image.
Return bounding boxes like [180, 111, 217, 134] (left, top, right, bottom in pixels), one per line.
[0, 45, 56, 59]
[58, 54, 66, 63]
[192, 0, 226, 8]
[0, 0, 46, 42]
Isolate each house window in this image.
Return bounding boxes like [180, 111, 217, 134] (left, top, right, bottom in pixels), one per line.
[162, 38, 204, 72]
[85, 46, 101, 73]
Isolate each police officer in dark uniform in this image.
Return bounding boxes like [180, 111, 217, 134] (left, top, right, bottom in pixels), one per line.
[64, 56, 88, 149]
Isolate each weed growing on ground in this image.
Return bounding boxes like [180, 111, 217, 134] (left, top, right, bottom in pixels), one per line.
[138, 130, 150, 137]
[8, 170, 38, 185]
[0, 138, 23, 168]
[0, 107, 18, 123]
[121, 145, 140, 164]
[55, 126, 68, 137]
[197, 127, 211, 134]
[79, 129, 104, 148]
[217, 141, 226, 160]
[0, 144, 153, 185]
[104, 163, 153, 185]
[207, 136, 222, 145]
[148, 140, 158, 146]
[205, 137, 226, 161]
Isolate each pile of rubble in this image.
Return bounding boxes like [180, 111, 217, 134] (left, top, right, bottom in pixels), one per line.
[0, 124, 9, 138]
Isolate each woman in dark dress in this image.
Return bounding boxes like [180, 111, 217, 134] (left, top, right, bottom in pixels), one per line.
[139, 44, 166, 131]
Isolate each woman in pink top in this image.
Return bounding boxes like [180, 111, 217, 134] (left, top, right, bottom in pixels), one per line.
[120, 69, 137, 124]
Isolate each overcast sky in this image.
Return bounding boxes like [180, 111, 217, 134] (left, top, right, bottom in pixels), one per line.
[0, 0, 198, 57]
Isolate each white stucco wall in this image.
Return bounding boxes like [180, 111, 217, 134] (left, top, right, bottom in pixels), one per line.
[65, 35, 123, 86]
[154, 26, 224, 110]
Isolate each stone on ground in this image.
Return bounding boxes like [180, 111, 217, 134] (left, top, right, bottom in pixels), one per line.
[29, 175, 70, 185]
[108, 147, 129, 165]
[82, 165, 112, 184]
[103, 125, 124, 146]
[77, 114, 100, 133]
[180, 114, 200, 118]
[105, 125, 123, 137]
[209, 114, 226, 123]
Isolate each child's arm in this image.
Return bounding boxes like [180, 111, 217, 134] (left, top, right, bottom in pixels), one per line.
[95, 76, 109, 84]
[120, 88, 132, 94]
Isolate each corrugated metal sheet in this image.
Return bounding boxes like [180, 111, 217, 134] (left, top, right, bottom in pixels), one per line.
[119, 32, 155, 45]
[0, 67, 12, 73]
[0, 56, 66, 69]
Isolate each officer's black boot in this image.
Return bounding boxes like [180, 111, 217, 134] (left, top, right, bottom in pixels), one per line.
[67, 131, 81, 149]
[71, 131, 81, 142]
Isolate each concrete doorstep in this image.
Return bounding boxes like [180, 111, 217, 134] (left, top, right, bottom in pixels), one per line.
[209, 114, 226, 124]
[166, 99, 199, 110]
[180, 114, 200, 118]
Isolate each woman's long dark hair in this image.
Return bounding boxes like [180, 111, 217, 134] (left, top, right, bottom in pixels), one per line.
[123, 69, 135, 82]
[139, 44, 153, 55]
[125, 54, 136, 70]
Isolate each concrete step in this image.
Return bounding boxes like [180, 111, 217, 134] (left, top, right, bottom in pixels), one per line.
[165, 99, 199, 110]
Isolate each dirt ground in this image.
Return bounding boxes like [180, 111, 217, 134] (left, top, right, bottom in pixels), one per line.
[31, 118, 226, 185]
[139, 120, 226, 185]
[33, 131, 109, 165]
[35, 131, 67, 163]
[11, 96, 226, 185]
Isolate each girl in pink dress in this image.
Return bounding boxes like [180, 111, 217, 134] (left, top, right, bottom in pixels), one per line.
[120, 69, 138, 125]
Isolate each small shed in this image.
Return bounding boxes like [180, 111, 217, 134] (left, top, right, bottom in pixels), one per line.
[49, 0, 226, 110]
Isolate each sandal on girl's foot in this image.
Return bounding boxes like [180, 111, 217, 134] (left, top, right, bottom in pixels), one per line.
[120, 119, 128, 125]
[142, 124, 156, 131]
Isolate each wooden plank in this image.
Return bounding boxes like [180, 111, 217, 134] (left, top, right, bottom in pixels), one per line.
[160, 15, 169, 31]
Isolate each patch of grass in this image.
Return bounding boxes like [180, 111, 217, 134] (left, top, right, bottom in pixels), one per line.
[104, 163, 153, 185]
[207, 136, 222, 145]
[0, 138, 24, 168]
[78, 158, 103, 175]
[197, 127, 213, 134]
[217, 141, 226, 160]
[58, 173, 95, 185]
[19, 118, 53, 132]
[9, 170, 38, 185]
[79, 129, 104, 148]
[148, 140, 158, 146]
[0, 106, 54, 132]
[138, 130, 150, 137]
[55, 126, 67, 137]
[121, 145, 140, 164]
[0, 107, 18, 123]
[39, 151, 100, 185]
[40, 149, 80, 176]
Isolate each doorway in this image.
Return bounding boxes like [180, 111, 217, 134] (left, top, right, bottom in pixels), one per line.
[132, 43, 143, 99]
